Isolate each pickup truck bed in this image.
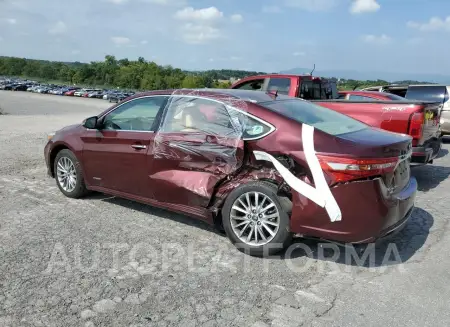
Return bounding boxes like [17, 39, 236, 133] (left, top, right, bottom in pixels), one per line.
[312, 99, 442, 164]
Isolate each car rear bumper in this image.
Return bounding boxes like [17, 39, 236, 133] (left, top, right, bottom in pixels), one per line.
[290, 176, 417, 244]
[411, 137, 442, 165]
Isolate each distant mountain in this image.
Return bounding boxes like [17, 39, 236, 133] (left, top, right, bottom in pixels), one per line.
[280, 67, 450, 84]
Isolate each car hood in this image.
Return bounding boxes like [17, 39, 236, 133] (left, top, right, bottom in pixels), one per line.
[57, 124, 82, 135]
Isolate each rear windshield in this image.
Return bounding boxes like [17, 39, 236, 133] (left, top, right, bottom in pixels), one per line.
[299, 80, 338, 100]
[261, 99, 367, 136]
[405, 86, 448, 103]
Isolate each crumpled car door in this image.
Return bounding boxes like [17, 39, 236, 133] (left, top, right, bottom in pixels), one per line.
[148, 131, 244, 208]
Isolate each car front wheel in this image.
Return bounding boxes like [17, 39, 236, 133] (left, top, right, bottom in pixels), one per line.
[222, 181, 292, 256]
[54, 149, 88, 198]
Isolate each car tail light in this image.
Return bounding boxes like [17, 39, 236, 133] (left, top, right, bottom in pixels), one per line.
[408, 112, 424, 141]
[317, 155, 399, 183]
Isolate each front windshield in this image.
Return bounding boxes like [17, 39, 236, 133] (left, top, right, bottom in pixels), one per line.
[261, 99, 368, 136]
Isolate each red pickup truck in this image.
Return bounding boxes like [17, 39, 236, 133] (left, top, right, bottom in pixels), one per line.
[230, 74, 442, 165]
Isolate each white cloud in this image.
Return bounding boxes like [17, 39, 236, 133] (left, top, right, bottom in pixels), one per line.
[174, 6, 226, 44]
[350, 0, 380, 14]
[230, 14, 243, 23]
[141, 0, 186, 4]
[140, 40, 148, 45]
[48, 21, 67, 35]
[179, 23, 222, 44]
[71, 50, 81, 55]
[6, 18, 17, 24]
[111, 36, 131, 46]
[293, 51, 306, 56]
[0, 36, 3, 42]
[407, 16, 450, 32]
[104, 0, 129, 3]
[230, 56, 242, 61]
[284, 0, 338, 11]
[262, 5, 283, 13]
[104, 0, 186, 5]
[174, 6, 223, 22]
[362, 34, 391, 44]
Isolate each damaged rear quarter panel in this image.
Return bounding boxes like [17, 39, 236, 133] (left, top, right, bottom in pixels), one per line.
[211, 118, 312, 210]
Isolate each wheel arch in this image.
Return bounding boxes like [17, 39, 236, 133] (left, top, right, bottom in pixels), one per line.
[211, 173, 292, 231]
[49, 142, 78, 177]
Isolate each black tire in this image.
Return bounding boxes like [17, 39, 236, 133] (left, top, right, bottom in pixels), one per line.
[222, 181, 292, 256]
[54, 149, 88, 198]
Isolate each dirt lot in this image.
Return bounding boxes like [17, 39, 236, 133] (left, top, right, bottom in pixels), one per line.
[0, 91, 450, 327]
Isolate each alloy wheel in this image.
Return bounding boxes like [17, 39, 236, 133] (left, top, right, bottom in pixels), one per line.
[56, 156, 77, 192]
[230, 191, 280, 246]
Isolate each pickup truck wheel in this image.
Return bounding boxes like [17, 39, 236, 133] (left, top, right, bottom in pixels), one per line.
[54, 149, 88, 199]
[222, 181, 292, 256]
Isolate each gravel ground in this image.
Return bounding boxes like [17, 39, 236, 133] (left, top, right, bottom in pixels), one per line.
[0, 91, 449, 327]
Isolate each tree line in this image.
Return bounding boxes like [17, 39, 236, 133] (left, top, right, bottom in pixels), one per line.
[0, 55, 266, 90]
[0, 55, 428, 91]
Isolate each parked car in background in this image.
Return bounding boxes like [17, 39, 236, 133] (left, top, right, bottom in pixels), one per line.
[1, 83, 14, 90]
[231, 74, 338, 99]
[11, 83, 30, 91]
[65, 89, 78, 96]
[231, 74, 442, 165]
[36, 86, 49, 94]
[44, 89, 416, 256]
[74, 89, 94, 97]
[360, 84, 450, 137]
[87, 90, 104, 98]
[338, 90, 407, 101]
[102, 91, 115, 100]
[361, 85, 409, 97]
[108, 92, 134, 103]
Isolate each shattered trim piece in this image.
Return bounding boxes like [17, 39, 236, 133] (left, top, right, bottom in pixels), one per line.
[253, 124, 342, 222]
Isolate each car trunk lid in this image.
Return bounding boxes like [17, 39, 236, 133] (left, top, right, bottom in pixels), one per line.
[315, 127, 412, 191]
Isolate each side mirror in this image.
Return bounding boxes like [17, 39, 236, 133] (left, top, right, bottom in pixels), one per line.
[82, 116, 99, 129]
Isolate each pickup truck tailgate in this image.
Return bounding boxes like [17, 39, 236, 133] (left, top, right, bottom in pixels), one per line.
[420, 102, 441, 144]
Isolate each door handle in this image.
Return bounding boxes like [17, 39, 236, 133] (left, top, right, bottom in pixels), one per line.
[131, 144, 147, 150]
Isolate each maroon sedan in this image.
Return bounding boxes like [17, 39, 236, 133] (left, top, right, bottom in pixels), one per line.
[338, 90, 407, 101]
[44, 89, 417, 256]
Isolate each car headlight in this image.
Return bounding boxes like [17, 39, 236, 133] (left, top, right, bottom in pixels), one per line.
[47, 132, 55, 141]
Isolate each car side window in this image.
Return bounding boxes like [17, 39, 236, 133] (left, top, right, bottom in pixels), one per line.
[232, 79, 265, 91]
[102, 96, 167, 131]
[161, 97, 238, 137]
[240, 114, 273, 140]
[349, 95, 376, 101]
[267, 78, 291, 95]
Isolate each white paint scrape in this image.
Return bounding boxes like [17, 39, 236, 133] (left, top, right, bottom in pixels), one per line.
[253, 124, 342, 222]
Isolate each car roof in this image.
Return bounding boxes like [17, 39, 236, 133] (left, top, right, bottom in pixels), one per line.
[407, 84, 447, 87]
[134, 88, 294, 103]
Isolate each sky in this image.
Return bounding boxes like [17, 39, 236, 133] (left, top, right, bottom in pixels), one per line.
[0, 0, 449, 74]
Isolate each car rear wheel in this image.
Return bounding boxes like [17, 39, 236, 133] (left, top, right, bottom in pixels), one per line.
[54, 149, 88, 198]
[222, 181, 292, 256]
